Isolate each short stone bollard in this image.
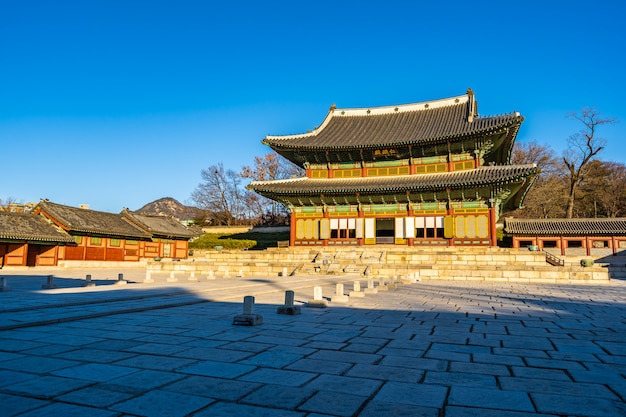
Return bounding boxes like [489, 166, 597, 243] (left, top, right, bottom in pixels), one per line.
[277, 290, 301, 315]
[113, 273, 128, 285]
[377, 278, 389, 291]
[307, 286, 328, 308]
[237, 269, 244, 278]
[281, 267, 288, 277]
[167, 271, 178, 283]
[349, 280, 365, 297]
[82, 274, 96, 287]
[387, 276, 398, 290]
[364, 278, 377, 294]
[331, 283, 349, 303]
[0, 276, 11, 292]
[144, 270, 154, 283]
[207, 270, 215, 280]
[42, 275, 57, 289]
[188, 271, 198, 282]
[233, 296, 263, 325]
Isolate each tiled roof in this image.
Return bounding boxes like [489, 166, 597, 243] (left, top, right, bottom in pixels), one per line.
[504, 217, 626, 235]
[0, 212, 75, 243]
[36, 200, 150, 239]
[121, 209, 198, 239]
[248, 164, 538, 196]
[262, 92, 523, 151]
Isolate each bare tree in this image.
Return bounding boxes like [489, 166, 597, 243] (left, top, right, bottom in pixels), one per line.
[508, 141, 567, 218]
[512, 140, 559, 173]
[578, 160, 626, 218]
[191, 163, 244, 226]
[562, 108, 616, 218]
[0, 197, 20, 212]
[241, 153, 304, 224]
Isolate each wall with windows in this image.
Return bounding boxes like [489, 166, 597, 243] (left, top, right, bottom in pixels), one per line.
[512, 235, 626, 256]
[291, 212, 493, 246]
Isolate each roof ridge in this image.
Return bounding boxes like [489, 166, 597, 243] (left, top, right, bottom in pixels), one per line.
[263, 91, 473, 142]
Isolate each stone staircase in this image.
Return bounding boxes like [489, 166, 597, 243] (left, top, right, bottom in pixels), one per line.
[146, 246, 611, 284]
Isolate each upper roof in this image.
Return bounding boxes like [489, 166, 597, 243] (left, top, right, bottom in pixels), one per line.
[35, 200, 151, 239]
[0, 211, 75, 244]
[262, 89, 523, 158]
[121, 209, 198, 239]
[249, 164, 538, 196]
[504, 217, 626, 236]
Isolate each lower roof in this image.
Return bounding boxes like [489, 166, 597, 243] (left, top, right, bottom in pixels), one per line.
[504, 217, 626, 235]
[249, 164, 537, 196]
[0, 212, 75, 244]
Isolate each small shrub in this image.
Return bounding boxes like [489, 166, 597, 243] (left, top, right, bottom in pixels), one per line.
[189, 231, 289, 250]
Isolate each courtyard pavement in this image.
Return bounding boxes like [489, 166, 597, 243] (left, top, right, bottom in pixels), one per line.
[0, 266, 625, 416]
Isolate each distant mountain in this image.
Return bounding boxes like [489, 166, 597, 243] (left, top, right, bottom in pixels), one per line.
[135, 197, 204, 220]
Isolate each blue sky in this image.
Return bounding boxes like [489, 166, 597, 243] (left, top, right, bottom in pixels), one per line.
[1, 1, 624, 213]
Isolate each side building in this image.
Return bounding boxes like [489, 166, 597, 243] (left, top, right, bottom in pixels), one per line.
[32, 200, 195, 263]
[248, 89, 538, 247]
[0, 211, 76, 267]
[121, 209, 197, 259]
[504, 217, 626, 257]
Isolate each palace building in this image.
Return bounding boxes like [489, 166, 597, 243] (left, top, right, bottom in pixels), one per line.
[248, 89, 538, 247]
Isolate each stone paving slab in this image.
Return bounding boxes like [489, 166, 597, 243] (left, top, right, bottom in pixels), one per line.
[0, 266, 625, 416]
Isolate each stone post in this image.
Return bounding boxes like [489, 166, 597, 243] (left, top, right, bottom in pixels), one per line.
[331, 283, 349, 303]
[233, 295, 263, 325]
[364, 278, 377, 294]
[114, 273, 128, 285]
[349, 280, 365, 297]
[144, 270, 154, 283]
[82, 274, 96, 287]
[167, 271, 178, 282]
[0, 276, 10, 292]
[42, 275, 57, 289]
[307, 286, 328, 308]
[277, 290, 301, 315]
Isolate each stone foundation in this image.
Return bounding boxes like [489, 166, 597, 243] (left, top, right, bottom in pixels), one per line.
[145, 246, 611, 283]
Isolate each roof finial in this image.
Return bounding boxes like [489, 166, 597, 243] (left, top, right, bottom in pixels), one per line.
[329, 103, 336, 111]
[467, 88, 477, 123]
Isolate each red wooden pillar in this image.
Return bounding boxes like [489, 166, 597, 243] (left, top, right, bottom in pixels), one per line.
[489, 201, 497, 247]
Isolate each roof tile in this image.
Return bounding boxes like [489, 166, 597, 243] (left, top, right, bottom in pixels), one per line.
[249, 165, 538, 195]
[504, 217, 626, 235]
[0, 212, 75, 243]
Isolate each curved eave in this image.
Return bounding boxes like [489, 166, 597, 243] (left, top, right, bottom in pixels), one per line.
[0, 235, 75, 244]
[67, 228, 151, 240]
[265, 116, 523, 153]
[508, 170, 539, 210]
[249, 165, 538, 198]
